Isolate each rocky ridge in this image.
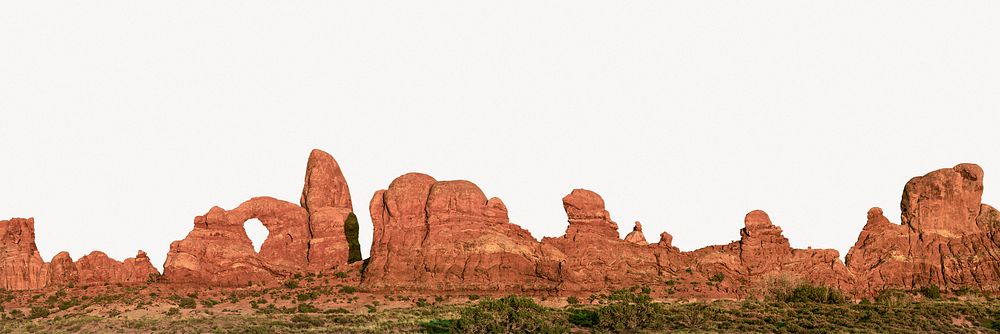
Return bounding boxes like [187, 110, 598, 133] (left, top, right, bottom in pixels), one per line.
[2, 151, 999, 299]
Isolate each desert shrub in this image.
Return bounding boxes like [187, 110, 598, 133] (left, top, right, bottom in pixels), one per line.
[200, 299, 220, 308]
[344, 213, 363, 263]
[9, 309, 23, 318]
[297, 303, 320, 313]
[334, 271, 348, 279]
[339, 286, 357, 294]
[567, 308, 598, 327]
[772, 283, 846, 304]
[0, 289, 15, 303]
[594, 288, 663, 331]
[146, 273, 161, 283]
[919, 284, 941, 299]
[421, 319, 457, 334]
[296, 291, 319, 301]
[875, 289, 910, 307]
[291, 314, 325, 327]
[176, 297, 197, 309]
[451, 295, 567, 333]
[165, 307, 180, 316]
[29, 306, 50, 319]
[468, 294, 481, 301]
[709, 273, 725, 283]
[324, 307, 349, 314]
[283, 279, 300, 289]
[58, 298, 80, 311]
[566, 296, 579, 305]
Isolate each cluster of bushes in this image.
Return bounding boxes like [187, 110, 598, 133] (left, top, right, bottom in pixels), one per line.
[771, 283, 847, 304]
[424, 287, 666, 333]
[424, 296, 567, 333]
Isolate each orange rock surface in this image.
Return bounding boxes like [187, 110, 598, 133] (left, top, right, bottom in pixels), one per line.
[162, 149, 357, 286]
[3, 151, 1000, 298]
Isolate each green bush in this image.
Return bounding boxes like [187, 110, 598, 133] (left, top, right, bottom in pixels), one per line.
[58, 298, 80, 311]
[773, 283, 846, 304]
[875, 289, 910, 307]
[297, 291, 319, 301]
[177, 297, 197, 309]
[452, 296, 567, 333]
[566, 296, 579, 305]
[29, 306, 50, 319]
[919, 284, 941, 299]
[291, 314, 325, 327]
[339, 286, 358, 294]
[567, 309, 597, 327]
[283, 279, 300, 289]
[200, 299, 220, 308]
[344, 213, 363, 263]
[146, 273, 161, 283]
[594, 288, 662, 331]
[297, 303, 320, 313]
[421, 319, 457, 334]
[324, 307, 349, 314]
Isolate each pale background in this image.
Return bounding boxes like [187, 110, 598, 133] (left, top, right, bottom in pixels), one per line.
[1, 1, 998, 270]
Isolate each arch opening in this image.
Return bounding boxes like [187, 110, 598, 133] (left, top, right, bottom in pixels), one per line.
[244, 218, 269, 253]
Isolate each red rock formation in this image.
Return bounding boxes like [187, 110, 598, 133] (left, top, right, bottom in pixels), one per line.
[163, 197, 310, 285]
[690, 211, 853, 295]
[846, 164, 1000, 294]
[301, 149, 356, 270]
[657, 231, 676, 249]
[7, 151, 1000, 299]
[363, 174, 559, 291]
[1, 218, 161, 290]
[624, 222, 648, 245]
[76, 250, 158, 285]
[901, 163, 984, 236]
[541, 189, 662, 292]
[47, 251, 78, 286]
[163, 149, 356, 286]
[0, 218, 47, 290]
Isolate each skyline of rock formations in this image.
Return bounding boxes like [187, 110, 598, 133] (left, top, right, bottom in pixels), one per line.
[3, 149, 999, 298]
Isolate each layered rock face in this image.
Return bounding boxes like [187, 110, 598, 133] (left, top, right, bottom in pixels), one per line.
[301, 149, 358, 269]
[1, 218, 159, 290]
[540, 190, 663, 292]
[364, 174, 559, 291]
[75, 251, 158, 285]
[624, 222, 648, 245]
[0, 218, 48, 290]
[686, 211, 854, 295]
[163, 149, 357, 286]
[362, 184, 853, 296]
[846, 164, 1000, 294]
[7, 151, 1000, 297]
[541, 193, 852, 295]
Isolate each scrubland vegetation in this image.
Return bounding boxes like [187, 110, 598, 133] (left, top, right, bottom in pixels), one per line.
[2, 280, 1000, 333]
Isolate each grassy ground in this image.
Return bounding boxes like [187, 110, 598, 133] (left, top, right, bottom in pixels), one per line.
[2, 279, 1000, 333]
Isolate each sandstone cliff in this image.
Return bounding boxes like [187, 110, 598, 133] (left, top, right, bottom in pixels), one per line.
[3, 151, 1000, 298]
[162, 149, 358, 286]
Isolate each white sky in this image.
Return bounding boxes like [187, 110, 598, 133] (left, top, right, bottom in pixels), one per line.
[2, 2, 998, 270]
